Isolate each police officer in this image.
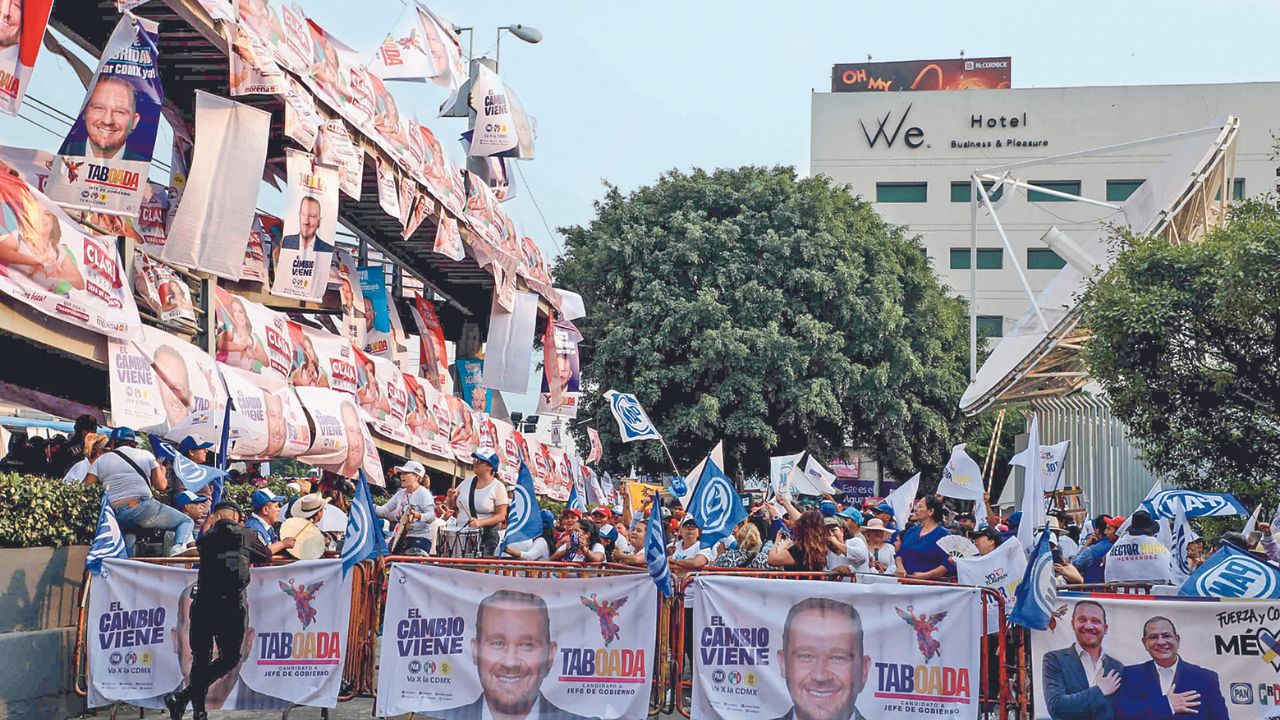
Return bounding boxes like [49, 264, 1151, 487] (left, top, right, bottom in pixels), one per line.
[165, 501, 269, 720]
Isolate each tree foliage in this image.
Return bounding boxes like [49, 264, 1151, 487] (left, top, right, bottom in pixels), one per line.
[1080, 198, 1280, 501]
[553, 166, 975, 478]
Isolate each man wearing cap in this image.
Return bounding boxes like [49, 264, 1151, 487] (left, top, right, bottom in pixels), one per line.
[175, 490, 211, 542]
[837, 507, 870, 574]
[245, 489, 293, 557]
[166, 501, 271, 720]
[376, 460, 436, 555]
[85, 427, 193, 557]
[1073, 515, 1122, 584]
[446, 451, 509, 557]
[954, 512, 977, 535]
[871, 502, 899, 544]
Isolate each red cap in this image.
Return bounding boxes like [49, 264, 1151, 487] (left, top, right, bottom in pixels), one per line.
[590, 505, 613, 518]
[1103, 515, 1126, 529]
[562, 508, 583, 518]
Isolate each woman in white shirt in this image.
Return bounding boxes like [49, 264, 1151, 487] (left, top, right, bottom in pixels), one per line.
[504, 510, 556, 561]
[445, 451, 509, 557]
[375, 461, 435, 555]
[63, 435, 108, 484]
[552, 519, 607, 563]
[862, 518, 897, 574]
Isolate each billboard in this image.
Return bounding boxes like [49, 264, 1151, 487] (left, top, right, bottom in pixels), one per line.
[832, 57, 1011, 93]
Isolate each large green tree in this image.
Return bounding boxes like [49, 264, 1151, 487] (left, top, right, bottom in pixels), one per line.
[1080, 198, 1280, 501]
[553, 166, 974, 478]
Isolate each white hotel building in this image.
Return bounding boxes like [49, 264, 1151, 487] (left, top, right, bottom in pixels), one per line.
[811, 81, 1280, 341]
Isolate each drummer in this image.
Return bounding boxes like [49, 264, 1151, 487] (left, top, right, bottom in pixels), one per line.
[445, 451, 509, 557]
[246, 488, 294, 556]
[290, 493, 339, 554]
[375, 460, 436, 555]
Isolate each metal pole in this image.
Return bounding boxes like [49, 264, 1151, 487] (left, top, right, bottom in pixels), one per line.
[976, 179, 1050, 332]
[969, 175, 978, 379]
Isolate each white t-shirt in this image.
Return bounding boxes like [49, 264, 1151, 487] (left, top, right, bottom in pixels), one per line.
[454, 477, 509, 525]
[867, 543, 896, 574]
[845, 535, 870, 573]
[376, 486, 435, 539]
[508, 537, 550, 561]
[672, 541, 714, 607]
[63, 458, 92, 484]
[89, 447, 160, 505]
[614, 533, 635, 555]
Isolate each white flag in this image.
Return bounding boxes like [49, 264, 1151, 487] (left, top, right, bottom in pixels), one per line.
[937, 444, 985, 500]
[769, 452, 803, 496]
[1243, 503, 1263, 537]
[677, 441, 724, 507]
[1010, 439, 1070, 492]
[1013, 415, 1045, 550]
[884, 473, 921, 530]
[801, 455, 839, 495]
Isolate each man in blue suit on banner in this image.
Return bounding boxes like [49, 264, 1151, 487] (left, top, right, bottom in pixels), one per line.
[1113, 616, 1227, 720]
[1041, 600, 1123, 719]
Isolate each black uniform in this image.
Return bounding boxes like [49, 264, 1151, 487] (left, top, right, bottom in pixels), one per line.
[168, 518, 270, 717]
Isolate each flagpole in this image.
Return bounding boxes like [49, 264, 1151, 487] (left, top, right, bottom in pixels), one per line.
[658, 438, 680, 476]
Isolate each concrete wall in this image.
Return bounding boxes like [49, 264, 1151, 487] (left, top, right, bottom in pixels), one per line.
[0, 546, 87, 720]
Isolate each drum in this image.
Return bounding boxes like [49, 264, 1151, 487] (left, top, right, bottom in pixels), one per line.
[281, 517, 325, 560]
[438, 527, 482, 558]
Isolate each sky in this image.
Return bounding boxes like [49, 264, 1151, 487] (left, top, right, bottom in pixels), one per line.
[3, 0, 1277, 412]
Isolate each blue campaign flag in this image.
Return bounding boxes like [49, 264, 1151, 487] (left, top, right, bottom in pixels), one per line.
[1180, 543, 1280, 599]
[604, 390, 662, 442]
[1142, 489, 1247, 519]
[567, 480, 586, 514]
[85, 497, 128, 574]
[645, 496, 673, 597]
[668, 474, 688, 498]
[1010, 527, 1058, 630]
[687, 457, 746, 550]
[501, 462, 544, 552]
[152, 435, 227, 502]
[341, 469, 388, 576]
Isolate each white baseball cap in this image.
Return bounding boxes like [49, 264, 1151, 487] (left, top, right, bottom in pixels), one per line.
[394, 460, 427, 476]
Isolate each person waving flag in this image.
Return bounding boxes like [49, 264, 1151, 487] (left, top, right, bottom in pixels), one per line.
[342, 469, 388, 576]
[500, 462, 544, 553]
[645, 495, 673, 597]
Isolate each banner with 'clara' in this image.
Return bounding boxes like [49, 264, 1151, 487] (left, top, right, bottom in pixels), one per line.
[693, 575, 981, 720]
[376, 563, 657, 719]
[87, 558, 351, 710]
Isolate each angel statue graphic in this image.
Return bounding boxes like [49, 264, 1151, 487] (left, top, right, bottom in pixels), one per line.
[580, 593, 629, 646]
[280, 578, 326, 629]
[895, 605, 948, 661]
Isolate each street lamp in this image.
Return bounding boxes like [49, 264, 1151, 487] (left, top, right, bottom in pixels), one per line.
[495, 24, 542, 71]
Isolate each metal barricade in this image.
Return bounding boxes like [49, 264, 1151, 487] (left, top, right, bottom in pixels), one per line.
[668, 569, 1014, 719]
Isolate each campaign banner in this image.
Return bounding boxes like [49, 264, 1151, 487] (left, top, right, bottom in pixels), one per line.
[367, 2, 466, 90]
[434, 212, 464, 262]
[214, 286, 293, 378]
[304, 18, 374, 128]
[315, 119, 363, 201]
[376, 563, 657, 718]
[358, 264, 397, 357]
[401, 372, 453, 460]
[538, 319, 581, 418]
[467, 64, 518, 157]
[518, 235, 552, 294]
[282, 76, 321, 150]
[133, 181, 169, 254]
[409, 291, 452, 392]
[287, 320, 357, 394]
[694, 575, 981, 720]
[1028, 592, 1280, 719]
[0, 144, 53, 189]
[401, 185, 432, 240]
[132, 249, 194, 325]
[831, 57, 1011, 93]
[271, 149, 338, 301]
[416, 123, 466, 217]
[108, 324, 225, 433]
[358, 349, 412, 444]
[239, 213, 270, 285]
[163, 91, 270, 279]
[955, 537, 1025, 631]
[86, 558, 352, 710]
[294, 385, 384, 485]
[0, 168, 140, 336]
[475, 414, 521, 486]
[0, 0, 53, 116]
[374, 154, 402, 222]
[221, 362, 310, 459]
[463, 170, 504, 259]
[445, 394, 478, 459]
[545, 446, 572, 502]
[226, 21, 286, 96]
[46, 13, 163, 217]
[481, 289, 538, 394]
[455, 358, 491, 412]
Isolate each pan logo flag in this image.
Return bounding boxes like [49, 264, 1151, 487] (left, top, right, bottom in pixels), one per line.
[1142, 489, 1248, 519]
[645, 497, 673, 597]
[85, 498, 127, 575]
[1010, 527, 1057, 630]
[341, 469, 387, 576]
[1180, 543, 1280, 599]
[604, 390, 660, 442]
[688, 458, 746, 550]
[501, 462, 543, 551]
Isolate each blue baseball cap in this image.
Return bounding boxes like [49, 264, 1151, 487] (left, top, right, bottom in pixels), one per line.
[251, 488, 286, 510]
[178, 436, 213, 453]
[599, 524, 618, 540]
[109, 427, 137, 444]
[837, 507, 864, 524]
[470, 451, 500, 472]
[819, 500, 837, 517]
[175, 490, 210, 508]
[873, 502, 894, 516]
[540, 509, 555, 528]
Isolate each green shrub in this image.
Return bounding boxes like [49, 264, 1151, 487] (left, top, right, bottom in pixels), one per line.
[220, 478, 299, 511]
[0, 473, 103, 548]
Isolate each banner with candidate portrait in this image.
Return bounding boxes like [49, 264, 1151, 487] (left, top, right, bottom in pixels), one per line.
[108, 324, 226, 433]
[46, 12, 162, 217]
[0, 153, 142, 337]
[416, 123, 466, 217]
[294, 385, 384, 486]
[134, 181, 169, 255]
[0, 0, 54, 116]
[445, 394, 478, 459]
[315, 119, 363, 200]
[86, 558, 352, 711]
[271, 149, 338, 301]
[132, 249, 194, 326]
[1029, 592, 1280, 720]
[538, 319, 581, 418]
[226, 20, 286, 97]
[220, 362, 310, 459]
[401, 371, 453, 459]
[409, 291, 452, 392]
[214, 285, 293, 378]
[693, 576, 982, 720]
[287, 320, 358, 394]
[376, 563, 657, 719]
[357, 348, 412, 444]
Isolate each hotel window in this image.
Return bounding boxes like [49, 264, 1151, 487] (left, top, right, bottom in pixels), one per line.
[1027, 248, 1067, 270]
[1027, 180, 1082, 202]
[977, 315, 1004, 339]
[1214, 178, 1246, 201]
[950, 248, 1003, 270]
[875, 182, 927, 203]
[950, 181, 1004, 203]
[1106, 179, 1145, 202]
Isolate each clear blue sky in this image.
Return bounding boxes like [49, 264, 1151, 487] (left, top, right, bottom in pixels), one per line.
[3, 0, 1277, 411]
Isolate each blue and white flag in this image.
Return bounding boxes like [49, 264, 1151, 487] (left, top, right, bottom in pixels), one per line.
[501, 462, 543, 552]
[645, 495, 673, 597]
[85, 497, 127, 575]
[151, 435, 227, 501]
[1168, 497, 1198, 585]
[604, 390, 662, 442]
[1180, 543, 1280, 599]
[1010, 527, 1057, 630]
[341, 469, 388, 576]
[688, 457, 746, 550]
[1142, 489, 1248, 519]
[567, 480, 586, 514]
